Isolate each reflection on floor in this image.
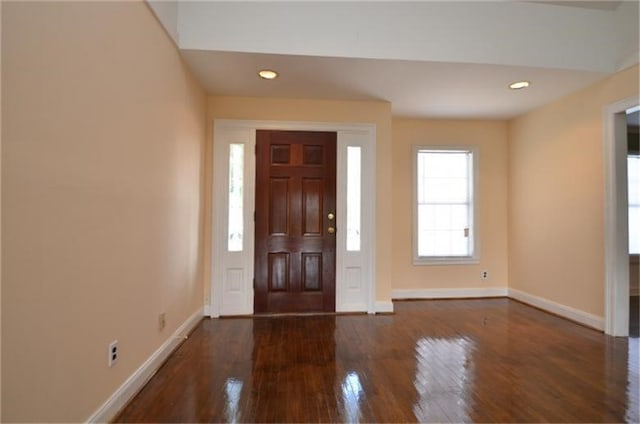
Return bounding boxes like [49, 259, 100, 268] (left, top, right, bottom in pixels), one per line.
[115, 298, 639, 423]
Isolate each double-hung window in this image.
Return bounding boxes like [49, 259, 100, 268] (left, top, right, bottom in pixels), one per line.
[414, 146, 479, 264]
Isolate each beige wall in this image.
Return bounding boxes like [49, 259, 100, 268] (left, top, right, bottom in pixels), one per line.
[508, 65, 639, 317]
[392, 119, 509, 291]
[205, 96, 393, 303]
[0, 0, 636, 420]
[1, 2, 206, 421]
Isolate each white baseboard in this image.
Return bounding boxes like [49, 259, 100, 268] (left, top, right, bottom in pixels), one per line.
[204, 304, 212, 317]
[87, 307, 204, 423]
[337, 303, 369, 313]
[375, 301, 394, 313]
[391, 287, 606, 331]
[508, 288, 604, 331]
[392, 287, 508, 299]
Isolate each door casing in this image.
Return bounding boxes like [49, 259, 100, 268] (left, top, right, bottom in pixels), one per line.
[604, 96, 638, 336]
[209, 119, 376, 317]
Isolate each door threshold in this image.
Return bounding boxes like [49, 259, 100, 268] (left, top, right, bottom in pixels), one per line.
[255, 312, 334, 318]
[219, 311, 367, 319]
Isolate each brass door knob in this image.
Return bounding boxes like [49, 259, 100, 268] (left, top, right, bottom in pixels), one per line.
[328, 227, 335, 234]
[328, 213, 335, 220]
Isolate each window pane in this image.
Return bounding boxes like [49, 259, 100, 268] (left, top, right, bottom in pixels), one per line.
[347, 146, 361, 251]
[228, 144, 244, 252]
[629, 156, 640, 254]
[629, 156, 640, 205]
[450, 205, 469, 229]
[418, 204, 470, 257]
[423, 178, 468, 203]
[433, 204, 452, 230]
[422, 151, 468, 178]
[418, 229, 471, 257]
[450, 230, 469, 256]
[418, 151, 470, 203]
[630, 206, 640, 254]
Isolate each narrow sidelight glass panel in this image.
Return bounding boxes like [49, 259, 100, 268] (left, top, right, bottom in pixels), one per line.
[629, 155, 640, 254]
[347, 146, 361, 251]
[228, 144, 244, 252]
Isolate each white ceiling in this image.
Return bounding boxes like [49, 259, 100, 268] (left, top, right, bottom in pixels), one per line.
[182, 49, 607, 119]
[150, 0, 639, 119]
[533, 1, 623, 10]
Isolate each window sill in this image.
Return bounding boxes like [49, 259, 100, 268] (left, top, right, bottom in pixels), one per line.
[413, 257, 480, 266]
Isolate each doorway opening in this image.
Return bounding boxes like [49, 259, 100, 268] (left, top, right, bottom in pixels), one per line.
[210, 120, 376, 317]
[604, 97, 639, 336]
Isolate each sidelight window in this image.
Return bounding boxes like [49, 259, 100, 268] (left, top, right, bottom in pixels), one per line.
[228, 143, 244, 252]
[347, 146, 362, 251]
[414, 147, 478, 264]
[629, 155, 640, 254]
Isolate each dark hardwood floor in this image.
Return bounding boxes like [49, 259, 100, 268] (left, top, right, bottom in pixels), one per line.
[115, 298, 639, 423]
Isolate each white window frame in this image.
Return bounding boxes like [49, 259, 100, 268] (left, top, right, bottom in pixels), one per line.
[412, 145, 479, 265]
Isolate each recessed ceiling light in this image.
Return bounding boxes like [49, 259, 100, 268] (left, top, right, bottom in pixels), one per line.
[509, 81, 530, 90]
[258, 69, 278, 80]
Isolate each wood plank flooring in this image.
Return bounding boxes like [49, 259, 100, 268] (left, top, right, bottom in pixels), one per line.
[115, 298, 639, 423]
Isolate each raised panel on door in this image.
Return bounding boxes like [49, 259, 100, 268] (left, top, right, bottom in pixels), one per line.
[268, 253, 289, 291]
[302, 253, 322, 291]
[269, 178, 290, 236]
[302, 178, 323, 236]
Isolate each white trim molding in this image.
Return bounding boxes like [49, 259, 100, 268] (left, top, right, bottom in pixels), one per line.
[391, 287, 605, 331]
[603, 96, 638, 336]
[211, 119, 377, 317]
[86, 308, 204, 423]
[509, 289, 604, 331]
[374, 301, 394, 313]
[392, 287, 507, 299]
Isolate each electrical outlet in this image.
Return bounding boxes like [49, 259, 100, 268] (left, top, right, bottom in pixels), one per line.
[108, 340, 119, 367]
[481, 270, 489, 280]
[158, 312, 166, 331]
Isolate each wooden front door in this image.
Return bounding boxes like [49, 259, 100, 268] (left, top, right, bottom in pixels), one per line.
[254, 130, 337, 313]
